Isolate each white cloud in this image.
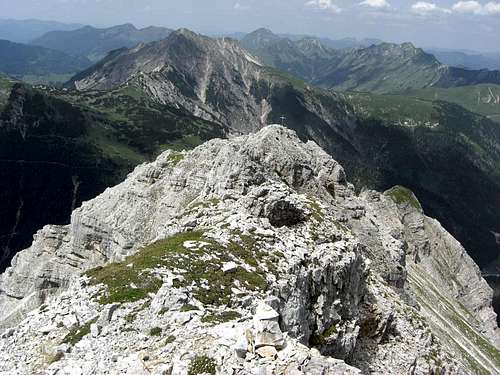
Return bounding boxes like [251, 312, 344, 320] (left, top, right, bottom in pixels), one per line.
[411, 1, 451, 14]
[484, 2, 500, 14]
[409, 0, 500, 15]
[360, 0, 390, 9]
[452, 0, 483, 13]
[452, 1, 500, 15]
[305, 0, 342, 13]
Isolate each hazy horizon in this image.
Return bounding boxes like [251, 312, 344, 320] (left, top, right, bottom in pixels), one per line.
[1, 0, 500, 53]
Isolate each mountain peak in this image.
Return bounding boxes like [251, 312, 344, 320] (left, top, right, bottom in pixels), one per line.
[109, 23, 138, 32]
[241, 28, 282, 49]
[175, 27, 198, 37]
[249, 27, 275, 36]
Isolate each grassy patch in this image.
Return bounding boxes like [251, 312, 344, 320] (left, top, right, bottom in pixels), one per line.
[180, 304, 200, 312]
[85, 125, 146, 164]
[307, 198, 325, 223]
[86, 230, 268, 307]
[164, 335, 176, 344]
[159, 134, 204, 152]
[201, 310, 241, 324]
[385, 186, 422, 211]
[149, 327, 162, 336]
[310, 324, 338, 346]
[125, 312, 138, 323]
[408, 84, 500, 124]
[166, 151, 185, 166]
[188, 356, 216, 375]
[348, 92, 438, 125]
[62, 317, 97, 346]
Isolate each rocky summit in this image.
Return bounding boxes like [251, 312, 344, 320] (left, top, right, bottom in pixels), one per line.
[0, 125, 498, 374]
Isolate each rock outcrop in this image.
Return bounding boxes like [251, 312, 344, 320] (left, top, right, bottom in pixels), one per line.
[0, 125, 498, 374]
[66, 29, 500, 283]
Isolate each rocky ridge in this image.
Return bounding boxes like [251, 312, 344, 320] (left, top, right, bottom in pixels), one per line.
[0, 125, 498, 374]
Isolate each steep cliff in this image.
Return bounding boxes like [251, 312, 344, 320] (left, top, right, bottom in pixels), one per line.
[0, 126, 497, 374]
[0, 82, 224, 272]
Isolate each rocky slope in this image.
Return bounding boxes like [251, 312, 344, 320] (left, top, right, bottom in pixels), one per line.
[0, 126, 498, 374]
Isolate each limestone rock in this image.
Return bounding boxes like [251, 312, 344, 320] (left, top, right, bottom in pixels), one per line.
[256, 346, 278, 358]
[0, 125, 497, 375]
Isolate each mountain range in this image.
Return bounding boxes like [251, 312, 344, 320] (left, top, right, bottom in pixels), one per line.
[0, 18, 82, 43]
[240, 28, 500, 72]
[0, 23, 174, 85]
[32, 23, 173, 61]
[429, 48, 500, 71]
[241, 28, 500, 93]
[0, 39, 91, 84]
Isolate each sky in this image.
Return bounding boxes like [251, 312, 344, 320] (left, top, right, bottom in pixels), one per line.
[1, 0, 499, 52]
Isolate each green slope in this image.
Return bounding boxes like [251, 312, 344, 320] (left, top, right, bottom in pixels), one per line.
[407, 84, 500, 123]
[0, 74, 16, 110]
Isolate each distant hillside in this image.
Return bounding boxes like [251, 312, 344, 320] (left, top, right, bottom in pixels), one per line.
[0, 19, 82, 43]
[32, 23, 172, 61]
[0, 74, 16, 110]
[0, 40, 91, 84]
[316, 36, 383, 50]
[240, 28, 340, 83]
[241, 29, 500, 93]
[407, 84, 500, 123]
[429, 49, 500, 71]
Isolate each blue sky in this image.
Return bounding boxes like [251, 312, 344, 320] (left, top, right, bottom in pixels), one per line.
[1, 0, 499, 51]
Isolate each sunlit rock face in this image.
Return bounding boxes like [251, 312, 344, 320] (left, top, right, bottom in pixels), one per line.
[0, 125, 497, 374]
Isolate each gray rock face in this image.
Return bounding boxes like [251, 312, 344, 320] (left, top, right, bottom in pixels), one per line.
[0, 125, 498, 374]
